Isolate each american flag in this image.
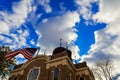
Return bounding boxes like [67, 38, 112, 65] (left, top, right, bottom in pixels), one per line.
[5, 48, 37, 61]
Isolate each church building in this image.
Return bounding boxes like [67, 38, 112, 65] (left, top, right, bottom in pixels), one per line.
[9, 46, 95, 80]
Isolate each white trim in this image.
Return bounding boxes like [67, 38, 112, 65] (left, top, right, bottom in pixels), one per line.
[27, 67, 40, 80]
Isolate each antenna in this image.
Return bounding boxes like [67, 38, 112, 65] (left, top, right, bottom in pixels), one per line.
[60, 38, 62, 47]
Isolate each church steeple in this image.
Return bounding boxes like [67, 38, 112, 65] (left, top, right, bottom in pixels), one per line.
[66, 42, 68, 49]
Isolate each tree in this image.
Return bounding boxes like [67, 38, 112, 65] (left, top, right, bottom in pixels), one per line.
[0, 46, 16, 79]
[92, 59, 114, 80]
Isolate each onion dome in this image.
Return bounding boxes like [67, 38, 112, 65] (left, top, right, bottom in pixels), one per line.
[53, 47, 66, 55]
[52, 47, 72, 60]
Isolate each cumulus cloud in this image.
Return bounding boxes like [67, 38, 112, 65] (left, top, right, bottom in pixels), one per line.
[35, 11, 80, 57]
[70, 45, 80, 59]
[81, 0, 120, 78]
[75, 0, 98, 20]
[10, 29, 30, 49]
[0, 0, 33, 49]
[93, 0, 120, 23]
[0, 21, 9, 33]
[37, 0, 52, 13]
[0, 35, 13, 44]
[0, 0, 33, 30]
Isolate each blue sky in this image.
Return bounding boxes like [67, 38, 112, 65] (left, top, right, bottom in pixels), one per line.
[0, 0, 120, 79]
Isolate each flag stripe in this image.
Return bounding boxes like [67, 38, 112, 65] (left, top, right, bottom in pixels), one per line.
[21, 49, 33, 60]
[5, 51, 19, 58]
[5, 48, 37, 61]
[5, 51, 20, 61]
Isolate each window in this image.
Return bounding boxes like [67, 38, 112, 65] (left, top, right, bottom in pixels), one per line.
[28, 68, 39, 80]
[14, 77, 17, 80]
[80, 77, 84, 80]
[67, 74, 71, 80]
[67, 72, 71, 80]
[54, 68, 59, 80]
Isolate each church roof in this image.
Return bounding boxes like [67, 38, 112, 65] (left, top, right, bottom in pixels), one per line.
[75, 62, 87, 68]
[53, 47, 66, 55]
[52, 47, 72, 59]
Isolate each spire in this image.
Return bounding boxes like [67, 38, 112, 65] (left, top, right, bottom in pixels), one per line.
[66, 42, 68, 49]
[44, 48, 46, 55]
[60, 38, 62, 47]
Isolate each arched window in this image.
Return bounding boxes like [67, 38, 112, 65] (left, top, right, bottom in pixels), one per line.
[14, 77, 17, 80]
[80, 77, 84, 80]
[54, 68, 59, 80]
[28, 68, 39, 80]
[67, 74, 71, 80]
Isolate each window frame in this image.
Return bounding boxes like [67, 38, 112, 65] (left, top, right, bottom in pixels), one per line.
[53, 68, 59, 80]
[67, 73, 71, 80]
[27, 67, 40, 80]
[14, 77, 17, 80]
[80, 76, 84, 80]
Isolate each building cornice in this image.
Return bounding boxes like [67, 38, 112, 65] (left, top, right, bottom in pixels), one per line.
[46, 55, 76, 73]
[22, 55, 49, 68]
[10, 68, 24, 76]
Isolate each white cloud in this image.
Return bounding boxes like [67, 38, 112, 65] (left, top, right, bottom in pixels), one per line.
[0, 0, 33, 50]
[30, 39, 36, 45]
[117, 76, 120, 80]
[22, 30, 29, 37]
[0, 21, 9, 33]
[81, 0, 120, 79]
[0, 35, 13, 44]
[85, 27, 120, 79]
[0, 28, 30, 50]
[75, 0, 98, 20]
[93, 0, 120, 23]
[41, 18, 48, 23]
[36, 11, 80, 57]
[0, 0, 33, 32]
[10, 29, 30, 49]
[38, 0, 52, 13]
[70, 45, 80, 59]
[9, 0, 32, 27]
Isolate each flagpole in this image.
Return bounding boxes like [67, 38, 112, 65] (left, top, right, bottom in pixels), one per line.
[33, 47, 40, 67]
[36, 47, 40, 58]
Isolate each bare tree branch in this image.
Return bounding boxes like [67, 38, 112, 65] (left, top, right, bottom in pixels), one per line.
[92, 58, 114, 80]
